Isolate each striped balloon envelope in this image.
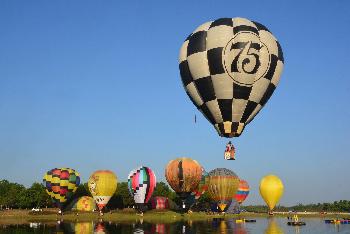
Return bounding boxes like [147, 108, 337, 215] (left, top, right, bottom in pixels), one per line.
[207, 168, 240, 212]
[43, 168, 80, 208]
[165, 157, 202, 201]
[234, 179, 250, 204]
[128, 166, 156, 211]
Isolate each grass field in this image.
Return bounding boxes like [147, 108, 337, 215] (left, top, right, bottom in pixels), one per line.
[1, 209, 349, 225]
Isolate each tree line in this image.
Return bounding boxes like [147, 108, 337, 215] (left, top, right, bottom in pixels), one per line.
[1, 179, 349, 212]
[241, 201, 350, 213]
[0, 180, 180, 210]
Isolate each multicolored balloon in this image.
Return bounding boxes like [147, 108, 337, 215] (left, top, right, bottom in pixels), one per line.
[165, 157, 202, 202]
[43, 168, 80, 208]
[234, 179, 250, 204]
[179, 17, 284, 138]
[259, 174, 284, 212]
[207, 168, 240, 211]
[128, 166, 156, 212]
[88, 170, 117, 211]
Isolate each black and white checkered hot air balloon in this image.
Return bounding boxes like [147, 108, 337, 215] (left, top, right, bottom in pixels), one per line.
[179, 17, 284, 138]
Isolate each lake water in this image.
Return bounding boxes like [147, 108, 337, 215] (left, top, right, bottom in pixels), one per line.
[1, 217, 350, 233]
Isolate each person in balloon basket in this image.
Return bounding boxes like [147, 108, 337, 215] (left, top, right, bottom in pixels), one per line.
[224, 141, 235, 160]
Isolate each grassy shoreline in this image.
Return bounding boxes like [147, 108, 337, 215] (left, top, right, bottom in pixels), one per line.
[1, 209, 349, 225]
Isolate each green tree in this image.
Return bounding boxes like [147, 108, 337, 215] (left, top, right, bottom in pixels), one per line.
[108, 182, 134, 209]
[0, 181, 25, 208]
[152, 182, 172, 197]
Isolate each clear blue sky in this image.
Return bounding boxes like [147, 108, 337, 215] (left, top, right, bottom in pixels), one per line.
[0, 0, 349, 206]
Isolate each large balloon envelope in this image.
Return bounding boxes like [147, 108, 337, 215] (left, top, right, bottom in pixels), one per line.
[165, 157, 202, 201]
[43, 168, 80, 209]
[88, 170, 118, 211]
[179, 17, 284, 137]
[128, 166, 156, 212]
[259, 174, 284, 212]
[234, 179, 250, 204]
[207, 168, 240, 211]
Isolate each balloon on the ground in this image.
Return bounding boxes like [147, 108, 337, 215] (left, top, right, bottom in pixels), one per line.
[207, 168, 240, 211]
[128, 166, 156, 211]
[150, 196, 169, 210]
[88, 170, 117, 211]
[43, 168, 80, 208]
[259, 174, 284, 211]
[234, 179, 250, 204]
[179, 17, 284, 138]
[73, 196, 96, 211]
[165, 157, 202, 201]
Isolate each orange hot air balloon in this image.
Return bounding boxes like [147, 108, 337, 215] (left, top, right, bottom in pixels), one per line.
[165, 157, 202, 203]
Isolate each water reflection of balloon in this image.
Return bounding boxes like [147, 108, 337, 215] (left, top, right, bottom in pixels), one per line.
[43, 168, 80, 209]
[75, 222, 93, 234]
[150, 223, 170, 234]
[94, 222, 106, 234]
[227, 219, 248, 234]
[207, 168, 240, 211]
[128, 166, 156, 212]
[165, 157, 202, 208]
[178, 17, 284, 139]
[259, 175, 284, 212]
[88, 170, 118, 211]
[265, 219, 284, 234]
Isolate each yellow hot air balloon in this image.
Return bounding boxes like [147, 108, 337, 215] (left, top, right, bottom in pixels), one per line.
[75, 196, 96, 211]
[88, 170, 117, 211]
[259, 175, 284, 212]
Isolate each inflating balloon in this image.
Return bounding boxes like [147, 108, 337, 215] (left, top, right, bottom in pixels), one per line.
[165, 157, 202, 207]
[43, 168, 80, 209]
[151, 196, 169, 210]
[128, 166, 156, 212]
[179, 17, 284, 138]
[207, 168, 240, 211]
[234, 179, 250, 204]
[88, 170, 117, 211]
[73, 196, 96, 211]
[259, 174, 284, 212]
